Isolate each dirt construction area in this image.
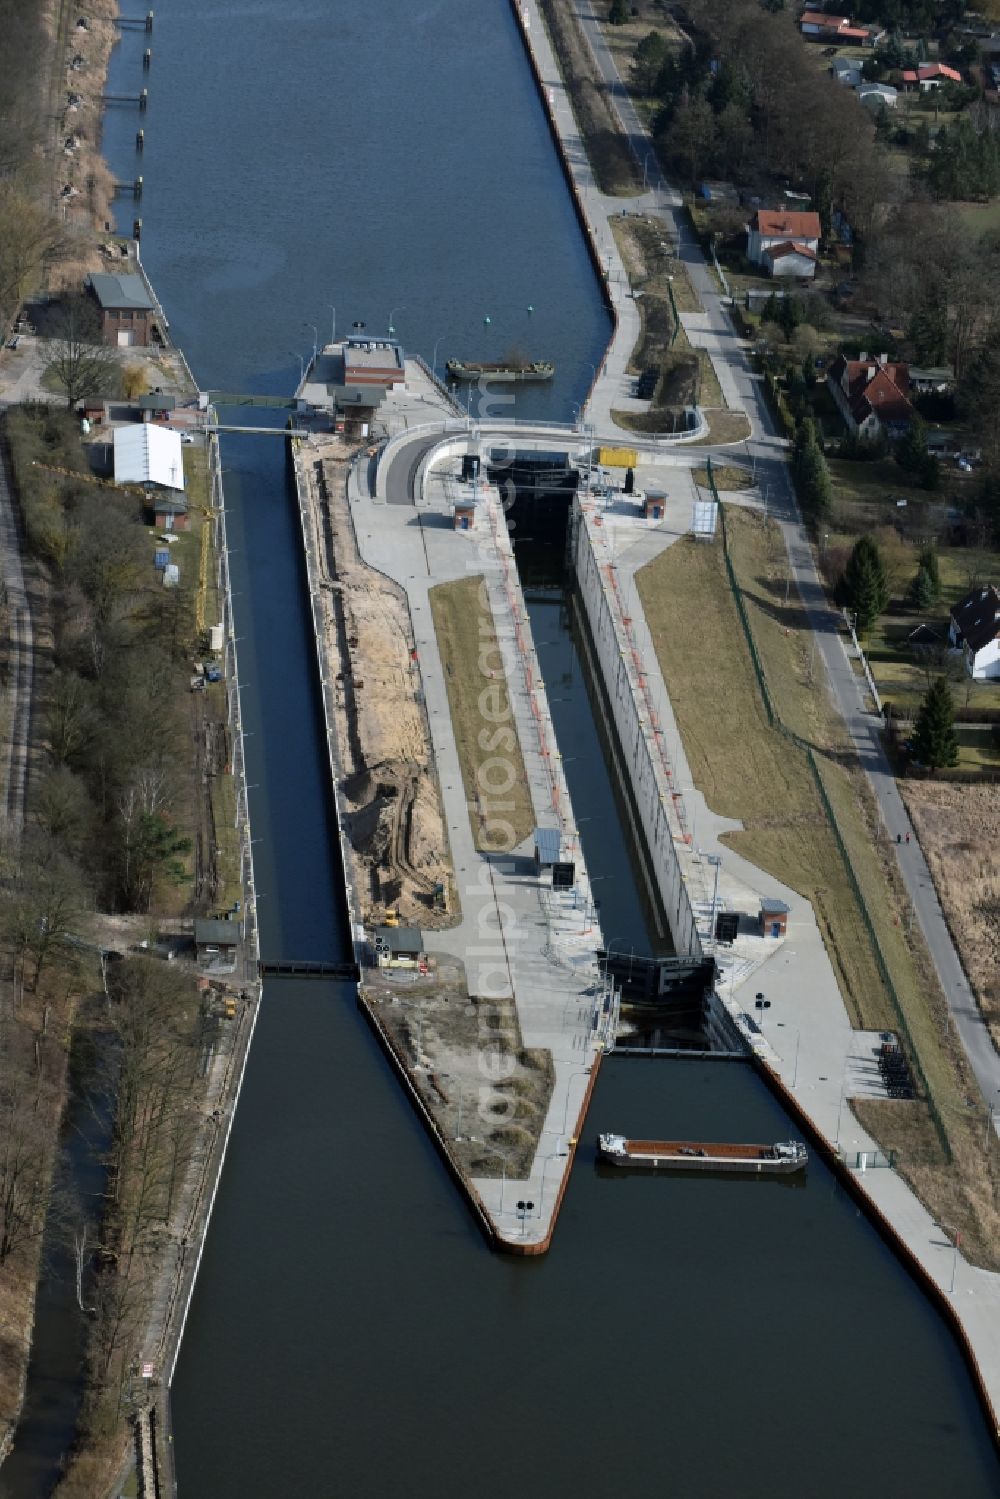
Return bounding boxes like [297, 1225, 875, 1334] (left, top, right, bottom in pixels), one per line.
[902, 781, 1000, 1048]
[298, 443, 457, 929]
[365, 955, 555, 1180]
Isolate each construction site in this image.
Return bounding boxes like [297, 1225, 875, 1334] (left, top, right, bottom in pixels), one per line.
[297, 440, 458, 931]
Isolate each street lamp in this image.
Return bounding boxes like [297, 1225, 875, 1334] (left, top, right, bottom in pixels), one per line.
[471, 1137, 508, 1213]
[304, 321, 318, 364]
[288, 350, 304, 384]
[432, 334, 448, 380]
[515, 1199, 535, 1236]
[388, 305, 406, 336]
[754, 991, 771, 1028]
[328, 305, 337, 344]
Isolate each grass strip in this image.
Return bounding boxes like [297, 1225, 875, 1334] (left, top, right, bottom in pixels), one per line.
[429, 576, 535, 853]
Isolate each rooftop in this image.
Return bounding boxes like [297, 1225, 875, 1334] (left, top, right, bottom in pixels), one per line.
[344, 338, 404, 372]
[374, 925, 423, 954]
[752, 209, 822, 241]
[951, 584, 1000, 653]
[89, 271, 154, 312]
[113, 423, 185, 490]
[194, 918, 239, 945]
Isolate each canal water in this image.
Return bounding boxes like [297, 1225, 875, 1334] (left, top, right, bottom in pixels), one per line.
[92, 3, 1000, 1495]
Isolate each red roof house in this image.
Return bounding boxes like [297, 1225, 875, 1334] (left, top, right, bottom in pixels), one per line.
[827, 353, 914, 438]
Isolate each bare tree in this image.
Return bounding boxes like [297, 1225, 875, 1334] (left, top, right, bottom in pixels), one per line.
[45, 295, 118, 409]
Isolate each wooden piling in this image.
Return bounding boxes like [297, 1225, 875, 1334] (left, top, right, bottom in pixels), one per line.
[133, 217, 143, 242]
[136, 128, 144, 152]
[143, 47, 152, 69]
[139, 88, 148, 112]
[134, 176, 144, 201]
[146, 9, 154, 31]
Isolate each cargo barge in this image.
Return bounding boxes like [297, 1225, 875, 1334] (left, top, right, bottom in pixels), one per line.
[598, 1134, 808, 1174]
[445, 358, 554, 382]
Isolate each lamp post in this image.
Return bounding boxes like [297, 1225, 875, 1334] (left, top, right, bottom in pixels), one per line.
[304, 322, 318, 364]
[516, 1199, 535, 1237]
[700, 852, 722, 944]
[388, 306, 406, 336]
[288, 350, 304, 384]
[328, 305, 336, 344]
[558, 1065, 592, 1149]
[754, 991, 771, 1029]
[642, 150, 656, 191]
[432, 334, 447, 380]
[471, 1137, 508, 1213]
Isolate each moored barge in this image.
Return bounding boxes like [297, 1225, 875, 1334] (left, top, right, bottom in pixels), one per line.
[446, 358, 554, 383]
[598, 1134, 807, 1174]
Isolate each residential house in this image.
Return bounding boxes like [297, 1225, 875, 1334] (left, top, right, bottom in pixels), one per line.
[799, 11, 882, 43]
[762, 241, 818, 278]
[746, 209, 821, 277]
[831, 56, 863, 87]
[949, 584, 1000, 680]
[87, 271, 157, 347]
[904, 62, 962, 90]
[800, 10, 850, 38]
[858, 81, 898, 109]
[827, 352, 914, 439]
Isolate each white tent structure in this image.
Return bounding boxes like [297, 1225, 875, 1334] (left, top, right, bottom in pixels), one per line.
[113, 423, 185, 491]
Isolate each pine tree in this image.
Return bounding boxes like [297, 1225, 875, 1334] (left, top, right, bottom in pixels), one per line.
[896, 414, 929, 476]
[843, 535, 889, 631]
[912, 676, 959, 769]
[909, 564, 935, 612]
[796, 436, 832, 521]
[918, 545, 942, 601]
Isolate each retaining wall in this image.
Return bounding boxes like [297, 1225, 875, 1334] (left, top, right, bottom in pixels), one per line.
[571, 504, 702, 959]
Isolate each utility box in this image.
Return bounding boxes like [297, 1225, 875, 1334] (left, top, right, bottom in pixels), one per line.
[598, 446, 639, 469]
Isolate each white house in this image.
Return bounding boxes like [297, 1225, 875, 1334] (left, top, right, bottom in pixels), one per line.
[949, 585, 1000, 680]
[831, 57, 863, 87]
[858, 82, 898, 109]
[762, 241, 817, 278]
[112, 422, 185, 491]
[747, 209, 821, 278]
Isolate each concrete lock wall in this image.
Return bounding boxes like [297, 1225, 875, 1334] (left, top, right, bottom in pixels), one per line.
[572, 508, 702, 960]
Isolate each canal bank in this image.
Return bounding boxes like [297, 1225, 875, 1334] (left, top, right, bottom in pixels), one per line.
[87, 1, 1000, 1492]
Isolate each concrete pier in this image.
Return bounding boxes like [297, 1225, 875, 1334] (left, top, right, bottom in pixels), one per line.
[291, 356, 612, 1251]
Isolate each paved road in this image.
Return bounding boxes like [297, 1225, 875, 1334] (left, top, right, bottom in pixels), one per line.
[571, 0, 1000, 1112]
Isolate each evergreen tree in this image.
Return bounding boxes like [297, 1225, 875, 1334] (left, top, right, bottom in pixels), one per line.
[796, 438, 832, 520]
[896, 413, 929, 476]
[609, 0, 628, 23]
[909, 563, 935, 612]
[918, 545, 942, 601]
[912, 676, 959, 769]
[842, 535, 889, 630]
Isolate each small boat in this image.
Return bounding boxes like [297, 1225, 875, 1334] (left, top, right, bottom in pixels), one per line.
[445, 359, 555, 383]
[597, 1134, 808, 1174]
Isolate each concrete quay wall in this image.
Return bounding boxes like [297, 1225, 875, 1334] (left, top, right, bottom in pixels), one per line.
[570, 500, 702, 959]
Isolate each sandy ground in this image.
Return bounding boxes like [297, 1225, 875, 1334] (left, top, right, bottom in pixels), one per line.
[902, 781, 1000, 1049]
[299, 442, 457, 928]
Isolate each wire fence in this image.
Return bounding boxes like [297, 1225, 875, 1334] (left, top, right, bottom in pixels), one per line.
[706, 458, 952, 1161]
